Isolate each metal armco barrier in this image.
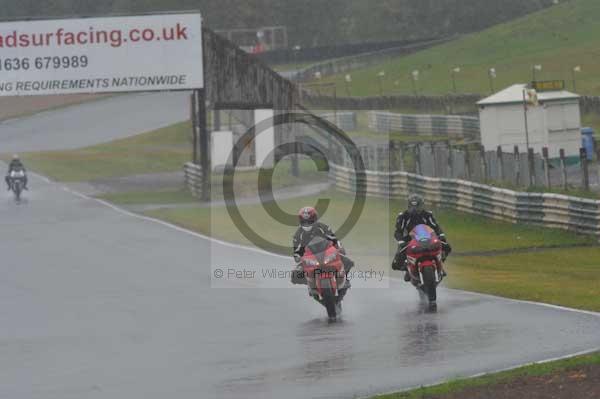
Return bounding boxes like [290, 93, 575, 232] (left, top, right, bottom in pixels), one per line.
[319, 112, 357, 132]
[329, 163, 600, 237]
[184, 162, 204, 199]
[367, 111, 480, 139]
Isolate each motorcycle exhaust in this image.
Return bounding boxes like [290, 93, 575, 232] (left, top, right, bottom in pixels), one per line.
[434, 269, 440, 283]
[419, 271, 424, 286]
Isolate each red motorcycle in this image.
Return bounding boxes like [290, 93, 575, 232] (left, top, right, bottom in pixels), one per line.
[405, 225, 446, 306]
[300, 237, 348, 321]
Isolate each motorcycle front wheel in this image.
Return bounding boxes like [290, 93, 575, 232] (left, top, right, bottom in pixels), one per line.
[319, 279, 337, 320]
[13, 183, 21, 202]
[421, 267, 437, 303]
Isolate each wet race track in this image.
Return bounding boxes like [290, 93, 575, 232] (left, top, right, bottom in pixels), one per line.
[1, 94, 600, 399]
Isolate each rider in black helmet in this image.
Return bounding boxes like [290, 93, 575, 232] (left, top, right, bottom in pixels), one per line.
[392, 194, 451, 281]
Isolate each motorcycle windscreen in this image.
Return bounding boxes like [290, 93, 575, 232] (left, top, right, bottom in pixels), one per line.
[306, 237, 330, 263]
[411, 224, 435, 242]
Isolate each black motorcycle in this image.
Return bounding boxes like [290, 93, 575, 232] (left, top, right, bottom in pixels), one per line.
[8, 170, 26, 202]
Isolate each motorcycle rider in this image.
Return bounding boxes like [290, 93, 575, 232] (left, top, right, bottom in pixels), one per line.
[392, 194, 451, 282]
[5, 154, 28, 191]
[291, 206, 354, 291]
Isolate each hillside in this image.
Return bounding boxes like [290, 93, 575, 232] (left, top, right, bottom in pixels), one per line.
[0, 0, 554, 47]
[320, 0, 599, 96]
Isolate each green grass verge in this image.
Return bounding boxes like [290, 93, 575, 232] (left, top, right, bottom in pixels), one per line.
[372, 351, 600, 399]
[448, 247, 600, 311]
[140, 189, 599, 310]
[6, 121, 192, 182]
[322, 0, 600, 97]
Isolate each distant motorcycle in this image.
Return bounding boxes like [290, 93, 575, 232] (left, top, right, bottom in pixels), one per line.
[8, 169, 26, 202]
[405, 225, 446, 308]
[299, 237, 349, 322]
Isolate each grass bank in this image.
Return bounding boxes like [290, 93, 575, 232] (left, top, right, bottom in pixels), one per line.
[7, 122, 192, 182]
[321, 0, 600, 97]
[372, 351, 600, 399]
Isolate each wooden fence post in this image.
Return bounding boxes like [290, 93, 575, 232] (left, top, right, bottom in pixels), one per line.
[377, 146, 385, 172]
[542, 147, 550, 188]
[430, 142, 437, 177]
[480, 144, 488, 183]
[514, 146, 521, 187]
[527, 148, 535, 187]
[415, 144, 422, 175]
[389, 140, 397, 171]
[497, 146, 504, 182]
[447, 141, 454, 178]
[399, 142, 406, 172]
[464, 145, 471, 180]
[560, 148, 568, 190]
[581, 147, 590, 190]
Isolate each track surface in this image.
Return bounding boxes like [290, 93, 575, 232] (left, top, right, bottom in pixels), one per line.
[1, 95, 599, 399]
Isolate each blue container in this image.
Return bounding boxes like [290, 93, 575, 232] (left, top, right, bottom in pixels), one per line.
[581, 127, 595, 160]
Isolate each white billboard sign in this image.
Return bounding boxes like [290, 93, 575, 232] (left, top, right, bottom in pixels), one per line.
[0, 13, 203, 96]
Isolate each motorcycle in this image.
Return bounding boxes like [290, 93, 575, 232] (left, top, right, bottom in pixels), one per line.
[8, 169, 26, 202]
[299, 237, 348, 322]
[405, 225, 446, 308]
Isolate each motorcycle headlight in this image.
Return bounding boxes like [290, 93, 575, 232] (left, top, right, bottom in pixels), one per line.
[323, 253, 337, 264]
[304, 258, 319, 267]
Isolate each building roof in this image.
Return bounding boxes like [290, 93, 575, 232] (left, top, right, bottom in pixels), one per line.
[477, 84, 580, 106]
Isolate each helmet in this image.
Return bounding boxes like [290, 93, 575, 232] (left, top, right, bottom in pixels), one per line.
[298, 206, 318, 231]
[407, 194, 424, 215]
[12, 154, 19, 160]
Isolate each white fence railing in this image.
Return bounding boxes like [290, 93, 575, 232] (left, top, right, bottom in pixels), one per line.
[367, 111, 480, 140]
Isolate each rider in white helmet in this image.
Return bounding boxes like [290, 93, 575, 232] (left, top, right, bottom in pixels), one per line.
[5, 154, 28, 190]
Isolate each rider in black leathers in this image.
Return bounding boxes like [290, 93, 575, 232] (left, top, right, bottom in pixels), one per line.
[5, 155, 28, 191]
[392, 194, 451, 281]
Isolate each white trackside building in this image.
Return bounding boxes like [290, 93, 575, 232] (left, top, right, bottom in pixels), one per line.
[477, 84, 581, 158]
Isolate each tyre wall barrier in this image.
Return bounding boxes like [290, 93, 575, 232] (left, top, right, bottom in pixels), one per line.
[329, 163, 600, 237]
